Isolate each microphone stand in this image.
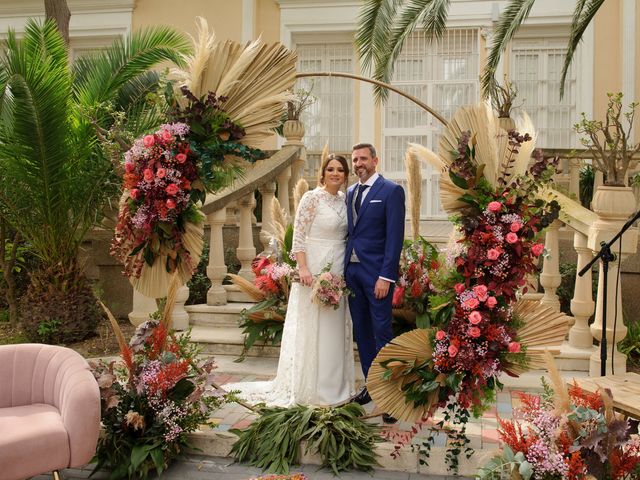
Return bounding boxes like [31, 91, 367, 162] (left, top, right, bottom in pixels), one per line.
[579, 209, 640, 376]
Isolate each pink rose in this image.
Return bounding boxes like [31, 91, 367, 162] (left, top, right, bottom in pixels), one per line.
[487, 248, 500, 260]
[473, 285, 488, 301]
[468, 326, 481, 338]
[448, 345, 459, 358]
[161, 130, 173, 142]
[165, 183, 179, 196]
[143, 135, 155, 147]
[531, 243, 545, 257]
[510, 222, 522, 232]
[463, 297, 480, 310]
[166, 198, 176, 209]
[506, 232, 518, 244]
[435, 330, 446, 341]
[176, 153, 187, 164]
[319, 272, 332, 281]
[486, 296, 497, 309]
[156, 168, 166, 179]
[487, 201, 502, 213]
[508, 342, 521, 353]
[124, 161, 135, 173]
[468, 311, 482, 325]
[130, 188, 140, 200]
[454, 283, 466, 295]
[143, 168, 154, 183]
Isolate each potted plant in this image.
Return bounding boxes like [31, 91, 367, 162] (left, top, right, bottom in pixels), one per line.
[574, 92, 640, 187]
[485, 75, 521, 131]
[279, 86, 315, 141]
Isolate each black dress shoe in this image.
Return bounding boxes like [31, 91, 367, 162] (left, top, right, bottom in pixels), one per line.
[352, 388, 371, 405]
[382, 413, 397, 424]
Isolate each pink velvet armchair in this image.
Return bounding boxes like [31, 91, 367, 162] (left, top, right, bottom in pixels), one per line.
[0, 343, 101, 480]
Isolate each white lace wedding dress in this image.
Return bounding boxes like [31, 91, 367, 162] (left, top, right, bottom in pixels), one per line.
[226, 187, 355, 407]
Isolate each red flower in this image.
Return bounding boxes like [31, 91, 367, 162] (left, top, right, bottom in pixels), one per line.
[468, 326, 481, 338]
[487, 201, 502, 212]
[487, 248, 501, 260]
[166, 183, 179, 196]
[486, 296, 497, 308]
[531, 243, 545, 256]
[143, 168, 154, 183]
[176, 153, 187, 163]
[468, 311, 482, 324]
[166, 199, 176, 209]
[435, 330, 446, 341]
[410, 280, 422, 297]
[392, 286, 405, 307]
[143, 134, 155, 147]
[508, 342, 521, 353]
[505, 232, 518, 244]
[448, 344, 459, 357]
[454, 283, 466, 295]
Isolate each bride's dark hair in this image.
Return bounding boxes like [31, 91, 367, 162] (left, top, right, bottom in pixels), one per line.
[318, 154, 349, 185]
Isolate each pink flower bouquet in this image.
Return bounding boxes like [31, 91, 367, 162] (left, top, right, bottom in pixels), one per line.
[311, 264, 352, 309]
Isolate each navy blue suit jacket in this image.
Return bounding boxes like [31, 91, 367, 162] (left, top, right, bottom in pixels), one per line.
[345, 175, 405, 283]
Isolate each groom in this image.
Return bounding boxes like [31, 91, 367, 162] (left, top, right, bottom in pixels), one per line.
[345, 143, 405, 417]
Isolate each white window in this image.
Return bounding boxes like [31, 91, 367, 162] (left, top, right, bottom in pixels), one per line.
[383, 28, 480, 218]
[294, 40, 356, 154]
[510, 37, 578, 149]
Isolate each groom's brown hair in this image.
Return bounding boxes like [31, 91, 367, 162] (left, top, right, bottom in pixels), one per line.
[352, 143, 377, 158]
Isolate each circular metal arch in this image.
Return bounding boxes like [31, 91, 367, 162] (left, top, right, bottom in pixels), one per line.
[295, 71, 448, 126]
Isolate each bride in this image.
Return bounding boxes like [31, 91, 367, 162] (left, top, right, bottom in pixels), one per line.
[226, 154, 355, 406]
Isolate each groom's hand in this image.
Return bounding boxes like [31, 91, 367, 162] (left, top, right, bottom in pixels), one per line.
[374, 278, 391, 299]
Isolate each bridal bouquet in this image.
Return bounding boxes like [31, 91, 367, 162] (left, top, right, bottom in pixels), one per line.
[479, 380, 640, 479]
[91, 313, 228, 478]
[311, 264, 351, 309]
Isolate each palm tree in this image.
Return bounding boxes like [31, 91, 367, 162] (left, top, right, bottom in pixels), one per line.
[356, 0, 604, 102]
[0, 19, 191, 342]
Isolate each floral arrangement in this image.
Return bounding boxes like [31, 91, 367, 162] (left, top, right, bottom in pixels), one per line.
[310, 264, 351, 310]
[231, 254, 294, 360]
[250, 475, 307, 480]
[111, 88, 265, 298]
[91, 304, 228, 478]
[373, 127, 562, 472]
[479, 379, 640, 479]
[392, 236, 440, 327]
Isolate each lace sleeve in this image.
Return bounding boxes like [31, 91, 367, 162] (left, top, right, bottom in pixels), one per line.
[291, 190, 319, 253]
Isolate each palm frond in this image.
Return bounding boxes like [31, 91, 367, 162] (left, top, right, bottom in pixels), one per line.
[559, 0, 605, 99]
[355, 0, 401, 74]
[480, 0, 536, 96]
[73, 25, 190, 108]
[405, 149, 422, 240]
[372, 0, 431, 102]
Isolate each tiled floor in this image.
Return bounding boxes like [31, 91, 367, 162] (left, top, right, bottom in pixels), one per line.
[211, 373, 543, 453]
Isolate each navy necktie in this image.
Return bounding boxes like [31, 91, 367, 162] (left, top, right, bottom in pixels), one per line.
[354, 184, 369, 215]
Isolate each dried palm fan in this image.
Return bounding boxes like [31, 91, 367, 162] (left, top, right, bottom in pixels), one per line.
[172, 17, 297, 146]
[503, 300, 570, 374]
[366, 329, 439, 423]
[227, 273, 266, 302]
[408, 103, 536, 216]
[405, 149, 422, 240]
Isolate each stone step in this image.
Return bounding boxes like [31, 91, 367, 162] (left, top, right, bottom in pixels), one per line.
[225, 284, 256, 303]
[189, 325, 281, 358]
[185, 303, 253, 327]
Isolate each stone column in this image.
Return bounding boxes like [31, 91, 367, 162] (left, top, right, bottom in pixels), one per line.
[237, 193, 257, 280]
[277, 166, 292, 220]
[588, 186, 637, 375]
[569, 231, 595, 348]
[206, 208, 228, 305]
[259, 181, 277, 251]
[569, 158, 581, 199]
[539, 220, 562, 311]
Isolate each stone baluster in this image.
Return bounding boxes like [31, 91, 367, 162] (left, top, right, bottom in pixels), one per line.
[588, 185, 637, 375]
[171, 285, 190, 330]
[539, 220, 562, 311]
[128, 289, 158, 327]
[237, 193, 257, 280]
[277, 167, 292, 220]
[259, 181, 277, 251]
[206, 208, 228, 305]
[568, 231, 595, 348]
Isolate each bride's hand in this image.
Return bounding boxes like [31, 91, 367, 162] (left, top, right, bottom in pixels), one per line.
[298, 266, 313, 287]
